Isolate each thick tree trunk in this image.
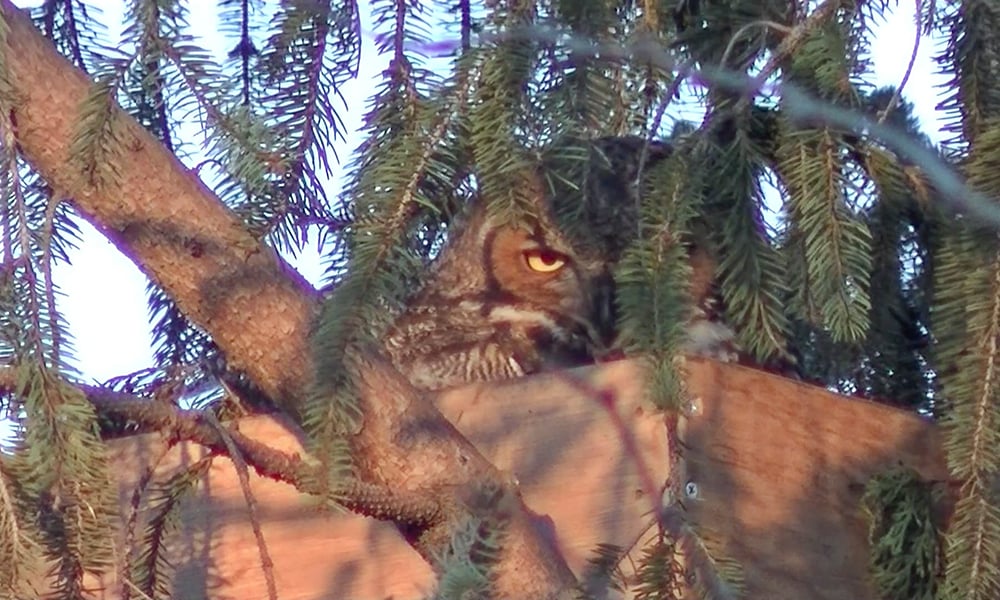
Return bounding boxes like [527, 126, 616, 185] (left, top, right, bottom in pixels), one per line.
[0, 2, 578, 596]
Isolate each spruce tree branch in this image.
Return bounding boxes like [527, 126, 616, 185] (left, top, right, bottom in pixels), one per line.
[466, 21, 1000, 226]
[279, 13, 330, 212]
[87, 362, 572, 595]
[0, 364, 443, 530]
[342, 346, 580, 597]
[0, 1, 320, 417]
[0, 7, 581, 590]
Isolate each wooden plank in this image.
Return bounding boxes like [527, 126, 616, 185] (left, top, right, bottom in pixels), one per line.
[89, 357, 947, 599]
[682, 359, 948, 599]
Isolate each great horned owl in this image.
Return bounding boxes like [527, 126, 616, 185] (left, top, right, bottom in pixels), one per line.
[543, 135, 739, 363]
[566, 136, 793, 373]
[383, 136, 749, 393]
[383, 175, 615, 392]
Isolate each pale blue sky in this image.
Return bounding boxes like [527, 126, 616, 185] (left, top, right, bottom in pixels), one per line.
[13, 1, 946, 384]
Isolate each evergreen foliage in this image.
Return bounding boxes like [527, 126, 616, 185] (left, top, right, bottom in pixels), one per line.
[862, 467, 942, 600]
[431, 512, 503, 600]
[632, 534, 686, 600]
[127, 457, 213, 600]
[0, 0, 996, 597]
[615, 140, 701, 406]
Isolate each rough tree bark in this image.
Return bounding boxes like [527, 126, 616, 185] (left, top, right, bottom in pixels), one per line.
[0, 2, 578, 596]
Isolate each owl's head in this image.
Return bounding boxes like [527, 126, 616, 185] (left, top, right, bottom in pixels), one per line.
[419, 140, 685, 358]
[422, 187, 617, 355]
[384, 138, 696, 390]
[483, 220, 614, 344]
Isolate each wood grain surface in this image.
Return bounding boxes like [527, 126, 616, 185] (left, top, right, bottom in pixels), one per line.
[86, 357, 947, 599]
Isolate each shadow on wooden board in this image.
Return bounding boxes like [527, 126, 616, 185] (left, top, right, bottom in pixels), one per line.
[88, 357, 947, 599]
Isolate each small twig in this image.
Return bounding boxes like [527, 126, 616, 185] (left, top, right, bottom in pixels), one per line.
[206, 410, 278, 600]
[877, 1, 924, 125]
[720, 20, 793, 68]
[635, 58, 692, 241]
[119, 578, 155, 600]
[735, 0, 842, 112]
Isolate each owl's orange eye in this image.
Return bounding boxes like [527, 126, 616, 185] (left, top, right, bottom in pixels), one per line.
[524, 248, 567, 273]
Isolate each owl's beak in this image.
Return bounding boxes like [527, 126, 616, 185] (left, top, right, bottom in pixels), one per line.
[589, 270, 619, 351]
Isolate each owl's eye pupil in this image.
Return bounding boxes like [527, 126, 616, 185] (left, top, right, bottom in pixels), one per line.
[524, 248, 567, 273]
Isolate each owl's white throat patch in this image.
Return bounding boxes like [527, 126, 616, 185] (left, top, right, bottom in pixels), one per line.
[480, 303, 568, 337]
